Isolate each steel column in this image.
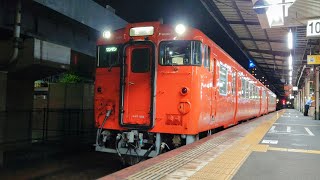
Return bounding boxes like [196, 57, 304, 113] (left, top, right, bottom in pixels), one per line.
[316, 67, 319, 120]
[305, 77, 310, 100]
[297, 91, 300, 111]
[302, 88, 305, 113]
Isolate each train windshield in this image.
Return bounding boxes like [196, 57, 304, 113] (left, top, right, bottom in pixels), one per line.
[97, 45, 120, 67]
[159, 41, 202, 66]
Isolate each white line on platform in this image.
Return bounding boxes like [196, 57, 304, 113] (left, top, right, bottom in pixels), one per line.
[273, 123, 320, 126]
[269, 126, 276, 132]
[268, 132, 311, 136]
[261, 140, 278, 144]
[287, 126, 291, 133]
[305, 127, 315, 136]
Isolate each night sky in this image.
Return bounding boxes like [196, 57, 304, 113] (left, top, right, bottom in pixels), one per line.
[96, 0, 249, 69]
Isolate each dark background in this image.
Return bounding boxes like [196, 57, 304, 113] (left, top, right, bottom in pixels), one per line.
[94, 0, 249, 69]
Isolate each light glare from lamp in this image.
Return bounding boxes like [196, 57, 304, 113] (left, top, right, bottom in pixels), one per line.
[266, 5, 284, 27]
[288, 29, 293, 49]
[175, 24, 186, 35]
[103, 31, 111, 39]
[288, 54, 293, 69]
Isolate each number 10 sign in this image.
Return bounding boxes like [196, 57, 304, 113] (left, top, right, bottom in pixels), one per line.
[307, 19, 320, 38]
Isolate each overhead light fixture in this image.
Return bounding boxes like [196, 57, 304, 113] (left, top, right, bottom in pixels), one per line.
[289, 70, 292, 77]
[288, 54, 293, 70]
[253, 0, 296, 27]
[266, 4, 284, 27]
[288, 29, 293, 49]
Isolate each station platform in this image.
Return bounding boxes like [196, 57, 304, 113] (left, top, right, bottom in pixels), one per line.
[101, 109, 320, 180]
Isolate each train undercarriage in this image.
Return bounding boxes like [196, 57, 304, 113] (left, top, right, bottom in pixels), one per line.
[95, 129, 200, 165]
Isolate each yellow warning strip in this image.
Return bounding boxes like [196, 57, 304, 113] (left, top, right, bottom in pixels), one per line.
[273, 123, 320, 126]
[189, 111, 284, 180]
[268, 147, 320, 154]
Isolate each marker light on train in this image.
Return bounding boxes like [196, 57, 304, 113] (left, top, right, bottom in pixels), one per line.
[175, 24, 186, 35]
[103, 30, 111, 39]
[181, 87, 189, 95]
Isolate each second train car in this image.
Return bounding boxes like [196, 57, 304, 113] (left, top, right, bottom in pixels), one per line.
[94, 22, 276, 163]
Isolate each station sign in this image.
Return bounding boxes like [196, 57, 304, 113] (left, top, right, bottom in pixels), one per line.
[307, 19, 320, 38]
[307, 55, 320, 65]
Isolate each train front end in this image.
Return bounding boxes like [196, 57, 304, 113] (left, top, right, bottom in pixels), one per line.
[94, 22, 201, 163]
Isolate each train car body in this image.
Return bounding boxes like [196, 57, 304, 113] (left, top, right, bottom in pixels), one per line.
[94, 22, 276, 161]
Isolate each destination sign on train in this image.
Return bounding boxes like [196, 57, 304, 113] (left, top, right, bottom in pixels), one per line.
[106, 47, 117, 52]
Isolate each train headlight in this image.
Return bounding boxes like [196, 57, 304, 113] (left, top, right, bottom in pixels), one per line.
[178, 101, 191, 114]
[103, 30, 111, 39]
[175, 24, 186, 35]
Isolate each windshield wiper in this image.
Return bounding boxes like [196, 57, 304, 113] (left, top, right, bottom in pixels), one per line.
[108, 63, 116, 72]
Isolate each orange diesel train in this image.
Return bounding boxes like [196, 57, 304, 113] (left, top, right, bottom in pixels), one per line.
[95, 22, 276, 161]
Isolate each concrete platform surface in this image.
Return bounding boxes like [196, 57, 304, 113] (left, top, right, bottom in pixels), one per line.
[101, 109, 320, 180]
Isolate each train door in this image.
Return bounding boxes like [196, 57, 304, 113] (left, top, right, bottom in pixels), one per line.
[120, 43, 155, 128]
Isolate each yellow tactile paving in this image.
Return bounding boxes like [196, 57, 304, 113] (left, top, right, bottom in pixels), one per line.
[268, 147, 320, 154]
[189, 111, 284, 180]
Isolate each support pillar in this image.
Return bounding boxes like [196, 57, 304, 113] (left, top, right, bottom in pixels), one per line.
[305, 77, 310, 100]
[297, 91, 300, 111]
[300, 91, 302, 111]
[316, 67, 319, 120]
[302, 88, 305, 113]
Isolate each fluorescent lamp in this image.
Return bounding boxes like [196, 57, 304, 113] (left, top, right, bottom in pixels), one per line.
[289, 70, 292, 77]
[288, 29, 293, 49]
[288, 54, 293, 69]
[266, 5, 284, 27]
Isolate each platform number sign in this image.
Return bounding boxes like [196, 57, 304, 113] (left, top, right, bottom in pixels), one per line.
[307, 19, 320, 38]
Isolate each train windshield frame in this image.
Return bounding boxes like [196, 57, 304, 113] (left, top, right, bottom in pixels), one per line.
[97, 45, 121, 67]
[159, 40, 202, 66]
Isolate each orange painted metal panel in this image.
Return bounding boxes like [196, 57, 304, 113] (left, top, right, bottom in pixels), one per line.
[94, 21, 277, 136]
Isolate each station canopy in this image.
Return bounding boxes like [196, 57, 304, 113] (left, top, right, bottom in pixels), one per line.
[201, 0, 320, 96]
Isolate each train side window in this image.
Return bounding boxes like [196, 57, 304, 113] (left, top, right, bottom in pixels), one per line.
[231, 71, 236, 95]
[219, 65, 228, 95]
[191, 41, 202, 65]
[251, 86, 254, 99]
[255, 87, 258, 100]
[159, 41, 202, 66]
[245, 80, 249, 98]
[208, 47, 211, 70]
[241, 78, 245, 98]
[204, 45, 210, 70]
[250, 84, 252, 98]
[248, 83, 251, 99]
